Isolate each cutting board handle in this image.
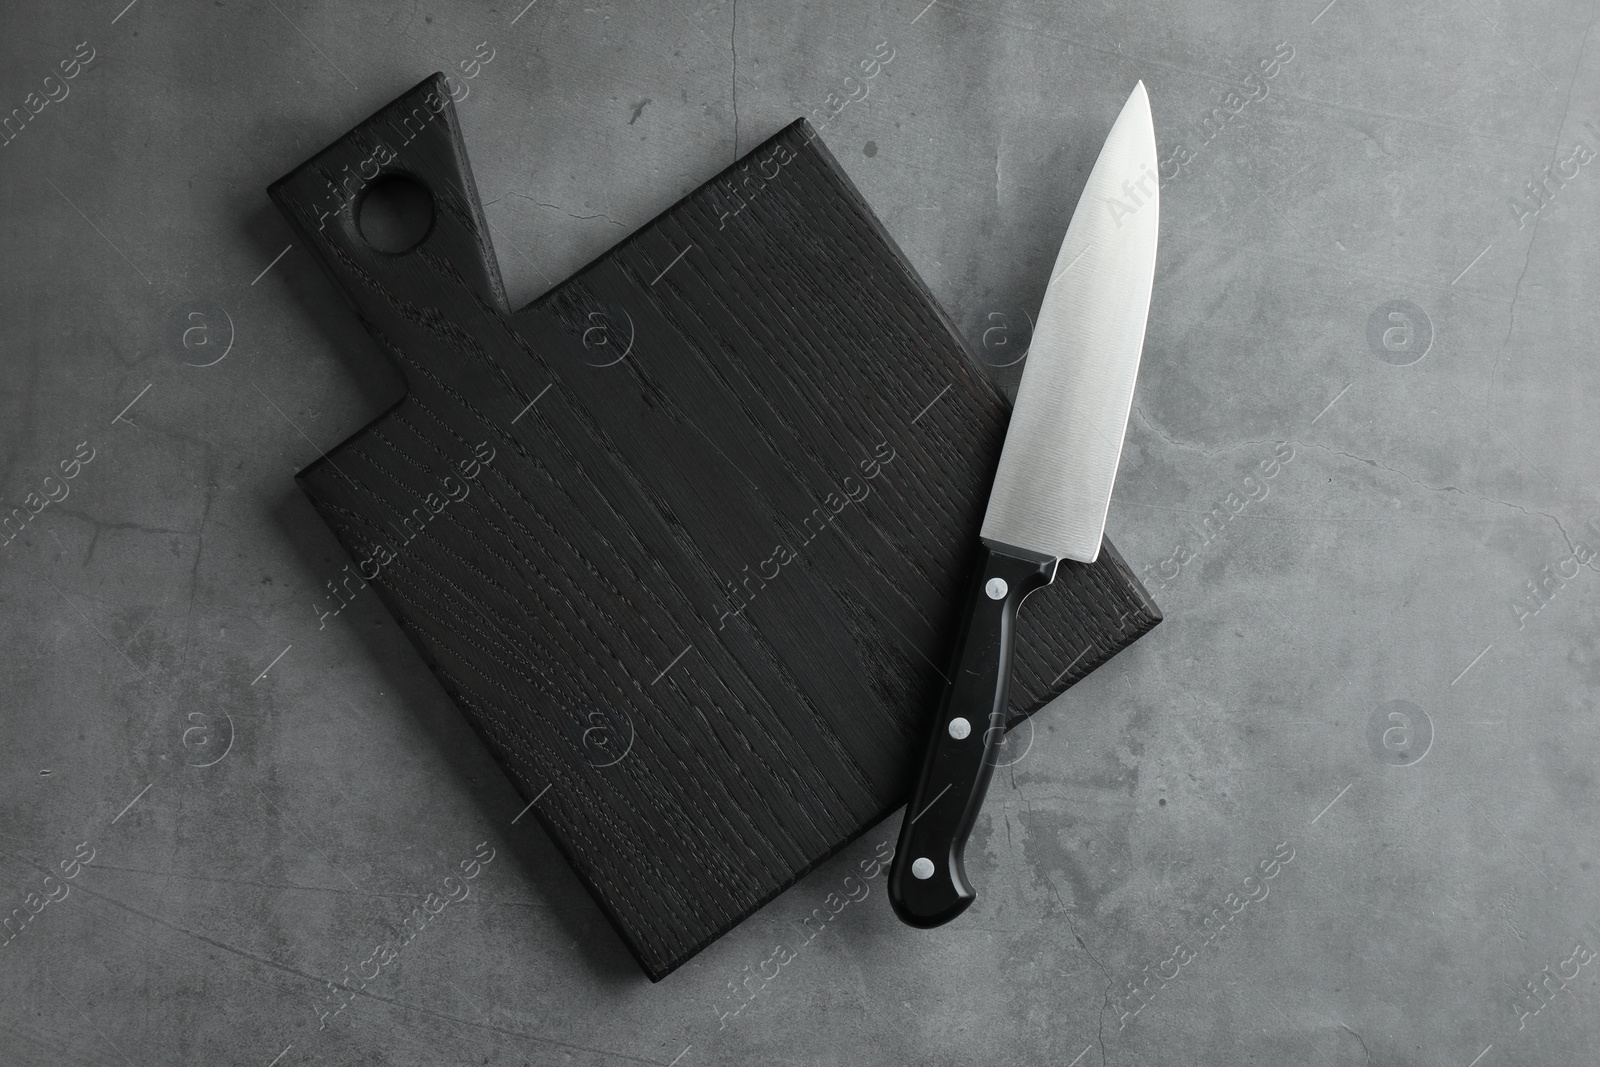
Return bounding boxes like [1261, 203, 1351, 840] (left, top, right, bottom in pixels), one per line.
[267, 72, 514, 389]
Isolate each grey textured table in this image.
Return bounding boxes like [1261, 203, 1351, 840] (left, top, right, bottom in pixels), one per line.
[3, 1, 1598, 1065]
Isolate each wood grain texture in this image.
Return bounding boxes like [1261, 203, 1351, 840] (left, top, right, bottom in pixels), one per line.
[269, 73, 1160, 981]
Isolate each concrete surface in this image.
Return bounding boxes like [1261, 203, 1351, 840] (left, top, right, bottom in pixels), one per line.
[4, 0, 1600, 1064]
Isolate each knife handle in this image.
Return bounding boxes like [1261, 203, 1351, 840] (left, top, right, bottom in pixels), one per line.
[888, 538, 1059, 928]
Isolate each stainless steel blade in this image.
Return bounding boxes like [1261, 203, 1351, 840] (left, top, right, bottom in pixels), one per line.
[980, 81, 1159, 564]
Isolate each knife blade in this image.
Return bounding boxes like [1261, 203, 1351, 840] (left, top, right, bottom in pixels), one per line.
[888, 82, 1160, 928]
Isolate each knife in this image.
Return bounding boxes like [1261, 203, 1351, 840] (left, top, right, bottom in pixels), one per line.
[888, 82, 1160, 928]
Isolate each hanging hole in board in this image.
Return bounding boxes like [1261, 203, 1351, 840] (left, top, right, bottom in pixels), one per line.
[357, 175, 435, 253]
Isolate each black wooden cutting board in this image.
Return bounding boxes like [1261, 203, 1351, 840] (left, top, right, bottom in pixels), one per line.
[269, 73, 1160, 981]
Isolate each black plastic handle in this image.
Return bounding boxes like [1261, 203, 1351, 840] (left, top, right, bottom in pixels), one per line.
[888, 538, 1058, 928]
